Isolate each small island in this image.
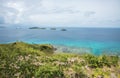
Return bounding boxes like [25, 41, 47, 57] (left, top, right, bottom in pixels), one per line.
[29, 27, 46, 29]
[61, 28, 67, 31]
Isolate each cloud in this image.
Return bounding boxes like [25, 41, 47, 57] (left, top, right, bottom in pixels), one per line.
[0, 1, 21, 24]
[84, 11, 96, 17]
[0, 16, 4, 24]
[0, 0, 120, 27]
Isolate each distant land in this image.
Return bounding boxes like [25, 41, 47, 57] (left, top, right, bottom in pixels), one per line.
[29, 26, 67, 31]
[29, 27, 46, 29]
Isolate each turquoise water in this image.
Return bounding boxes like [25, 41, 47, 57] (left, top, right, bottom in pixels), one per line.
[25, 39, 120, 55]
[0, 27, 120, 55]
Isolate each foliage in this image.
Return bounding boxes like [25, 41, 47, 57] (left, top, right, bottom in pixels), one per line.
[0, 42, 120, 78]
[84, 54, 119, 68]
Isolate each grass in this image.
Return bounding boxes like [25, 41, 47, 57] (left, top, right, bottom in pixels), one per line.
[0, 42, 120, 78]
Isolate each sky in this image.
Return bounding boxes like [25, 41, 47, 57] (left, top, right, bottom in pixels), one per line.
[0, 0, 120, 27]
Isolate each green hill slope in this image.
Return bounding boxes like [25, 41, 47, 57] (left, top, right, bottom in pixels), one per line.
[0, 42, 120, 78]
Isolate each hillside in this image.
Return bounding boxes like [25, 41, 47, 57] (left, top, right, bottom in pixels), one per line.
[0, 42, 120, 78]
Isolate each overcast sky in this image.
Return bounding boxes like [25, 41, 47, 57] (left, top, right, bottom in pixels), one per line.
[0, 0, 120, 27]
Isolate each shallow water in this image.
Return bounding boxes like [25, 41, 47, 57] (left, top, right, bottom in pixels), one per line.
[0, 27, 120, 55]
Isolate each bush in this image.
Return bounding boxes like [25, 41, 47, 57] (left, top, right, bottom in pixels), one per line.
[35, 65, 64, 78]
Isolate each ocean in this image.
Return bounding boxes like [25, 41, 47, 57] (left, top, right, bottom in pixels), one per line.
[0, 27, 120, 55]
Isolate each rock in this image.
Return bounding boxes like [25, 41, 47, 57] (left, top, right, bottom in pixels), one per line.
[39, 44, 55, 54]
[61, 28, 67, 31]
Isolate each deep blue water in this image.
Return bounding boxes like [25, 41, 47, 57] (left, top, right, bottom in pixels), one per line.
[0, 27, 120, 55]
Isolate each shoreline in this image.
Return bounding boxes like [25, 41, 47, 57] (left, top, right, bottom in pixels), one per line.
[1, 41, 120, 56]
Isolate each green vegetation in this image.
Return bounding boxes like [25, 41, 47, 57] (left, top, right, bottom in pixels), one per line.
[0, 42, 120, 78]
